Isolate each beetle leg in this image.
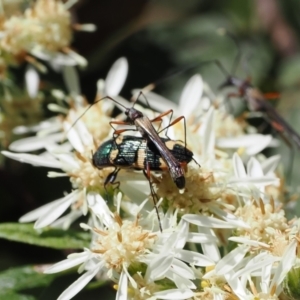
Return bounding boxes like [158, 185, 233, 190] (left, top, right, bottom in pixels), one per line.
[143, 162, 162, 232]
[109, 120, 137, 136]
[150, 109, 174, 135]
[104, 167, 121, 188]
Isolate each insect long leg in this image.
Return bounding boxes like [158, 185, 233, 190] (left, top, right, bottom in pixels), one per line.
[103, 167, 121, 202]
[132, 91, 184, 140]
[133, 91, 154, 113]
[154, 113, 200, 169]
[104, 167, 121, 189]
[150, 109, 173, 137]
[143, 137, 162, 232]
[151, 118, 164, 133]
[143, 140, 162, 232]
[143, 166, 162, 232]
[109, 120, 137, 136]
[156, 115, 188, 156]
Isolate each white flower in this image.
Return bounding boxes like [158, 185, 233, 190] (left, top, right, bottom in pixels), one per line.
[225, 239, 297, 299]
[45, 198, 216, 300]
[3, 117, 112, 229]
[9, 57, 128, 153]
[229, 152, 279, 201]
[2, 55, 293, 300]
[0, 0, 96, 68]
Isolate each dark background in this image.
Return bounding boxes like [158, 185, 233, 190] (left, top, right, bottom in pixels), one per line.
[2, 0, 300, 299]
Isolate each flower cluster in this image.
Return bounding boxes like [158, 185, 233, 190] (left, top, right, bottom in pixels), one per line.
[2, 57, 300, 300]
[0, 0, 93, 68]
[0, 0, 96, 150]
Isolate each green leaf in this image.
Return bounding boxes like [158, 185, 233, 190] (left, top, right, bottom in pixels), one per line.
[0, 291, 36, 300]
[0, 265, 56, 292]
[0, 223, 90, 249]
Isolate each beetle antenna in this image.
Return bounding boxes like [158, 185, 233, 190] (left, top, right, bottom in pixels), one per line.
[67, 96, 128, 132]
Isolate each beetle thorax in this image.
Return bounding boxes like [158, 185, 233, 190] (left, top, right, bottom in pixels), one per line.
[125, 108, 144, 121]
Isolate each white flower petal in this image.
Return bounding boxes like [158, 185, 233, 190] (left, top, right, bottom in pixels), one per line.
[2, 151, 61, 168]
[45, 251, 90, 274]
[77, 24, 97, 32]
[13, 125, 37, 135]
[215, 245, 249, 275]
[166, 272, 196, 289]
[116, 270, 128, 300]
[232, 254, 276, 280]
[198, 227, 221, 262]
[176, 249, 215, 266]
[183, 214, 238, 228]
[174, 219, 189, 249]
[228, 177, 278, 186]
[25, 66, 39, 98]
[160, 229, 186, 254]
[122, 264, 137, 289]
[9, 133, 64, 152]
[31, 47, 75, 66]
[216, 134, 272, 152]
[179, 74, 203, 118]
[153, 288, 194, 299]
[201, 106, 215, 159]
[48, 172, 68, 178]
[96, 78, 105, 97]
[105, 57, 128, 97]
[247, 157, 263, 177]
[51, 210, 82, 230]
[55, 153, 80, 170]
[37, 120, 63, 136]
[66, 50, 88, 68]
[260, 263, 272, 294]
[120, 180, 150, 202]
[63, 66, 81, 95]
[145, 255, 173, 282]
[270, 239, 297, 290]
[232, 153, 247, 178]
[224, 271, 249, 299]
[170, 258, 195, 279]
[87, 192, 113, 227]
[261, 155, 281, 175]
[73, 119, 93, 147]
[229, 237, 270, 248]
[132, 90, 178, 114]
[246, 135, 273, 155]
[208, 205, 250, 229]
[63, 122, 84, 153]
[186, 232, 218, 244]
[57, 262, 102, 300]
[34, 190, 80, 228]
[19, 195, 72, 223]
